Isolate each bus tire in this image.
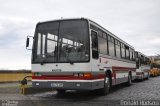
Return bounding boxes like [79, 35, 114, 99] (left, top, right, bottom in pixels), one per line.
[57, 89, 66, 94]
[126, 74, 132, 86]
[146, 72, 149, 80]
[99, 76, 110, 95]
[141, 74, 144, 81]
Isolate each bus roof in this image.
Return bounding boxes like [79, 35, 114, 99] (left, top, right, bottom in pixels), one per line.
[136, 51, 148, 57]
[37, 17, 86, 24]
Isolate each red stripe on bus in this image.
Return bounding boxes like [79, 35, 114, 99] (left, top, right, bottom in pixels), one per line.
[32, 74, 106, 80]
[110, 66, 136, 84]
[112, 66, 136, 72]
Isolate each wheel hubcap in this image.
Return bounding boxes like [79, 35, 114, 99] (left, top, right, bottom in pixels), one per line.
[105, 77, 110, 88]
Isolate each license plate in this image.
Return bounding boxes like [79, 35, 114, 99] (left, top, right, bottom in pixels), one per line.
[51, 83, 63, 87]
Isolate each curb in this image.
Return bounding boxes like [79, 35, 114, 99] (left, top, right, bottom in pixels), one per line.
[20, 85, 53, 95]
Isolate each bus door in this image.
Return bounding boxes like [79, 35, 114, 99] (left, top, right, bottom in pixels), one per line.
[91, 30, 101, 72]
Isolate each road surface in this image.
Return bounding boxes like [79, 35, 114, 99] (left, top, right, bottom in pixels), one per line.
[0, 77, 160, 106]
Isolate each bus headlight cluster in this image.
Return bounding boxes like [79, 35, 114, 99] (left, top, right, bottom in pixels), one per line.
[73, 73, 92, 78]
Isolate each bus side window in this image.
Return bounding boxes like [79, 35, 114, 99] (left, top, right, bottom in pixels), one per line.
[91, 30, 99, 59]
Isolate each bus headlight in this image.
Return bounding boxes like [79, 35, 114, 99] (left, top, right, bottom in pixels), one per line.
[73, 73, 92, 78]
[84, 73, 92, 78]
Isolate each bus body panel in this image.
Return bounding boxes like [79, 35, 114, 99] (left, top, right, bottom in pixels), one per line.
[32, 63, 91, 72]
[135, 51, 150, 80]
[136, 65, 150, 79]
[89, 20, 136, 86]
[91, 55, 136, 85]
[31, 18, 137, 91]
[32, 63, 105, 90]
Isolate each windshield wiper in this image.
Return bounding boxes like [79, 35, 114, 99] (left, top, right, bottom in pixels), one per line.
[65, 51, 74, 64]
[40, 55, 46, 65]
[40, 59, 45, 65]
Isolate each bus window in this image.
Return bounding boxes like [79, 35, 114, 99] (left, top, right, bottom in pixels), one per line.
[90, 24, 98, 31]
[115, 40, 121, 58]
[42, 34, 46, 57]
[103, 32, 107, 39]
[91, 30, 99, 59]
[135, 51, 140, 68]
[37, 33, 41, 55]
[132, 52, 135, 61]
[108, 41, 115, 56]
[121, 43, 125, 59]
[125, 46, 129, 60]
[108, 36, 115, 57]
[98, 37, 107, 55]
[130, 51, 133, 60]
[141, 55, 144, 64]
[98, 29, 102, 37]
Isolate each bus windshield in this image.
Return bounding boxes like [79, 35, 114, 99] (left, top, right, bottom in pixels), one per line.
[33, 19, 89, 63]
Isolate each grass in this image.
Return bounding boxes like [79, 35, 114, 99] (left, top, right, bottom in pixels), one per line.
[0, 84, 32, 88]
[0, 73, 32, 82]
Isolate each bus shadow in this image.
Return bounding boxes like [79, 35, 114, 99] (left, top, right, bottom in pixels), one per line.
[108, 83, 130, 94]
[133, 78, 150, 83]
[55, 90, 100, 101]
[54, 83, 131, 101]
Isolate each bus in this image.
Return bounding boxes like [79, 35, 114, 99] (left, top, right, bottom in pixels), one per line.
[150, 56, 160, 77]
[26, 18, 136, 95]
[135, 51, 150, 80]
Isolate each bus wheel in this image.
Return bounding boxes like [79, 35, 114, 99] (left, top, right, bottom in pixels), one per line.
[99, 76, 110, 95]
[126, 74, 132, 86]
[146, 73, 150, 80]
[141, 74, 144, 81]
[57, 89, 66, 94]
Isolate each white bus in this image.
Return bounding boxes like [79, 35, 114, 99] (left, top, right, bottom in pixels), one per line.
[26, 18, 136, 95]
[135, 51, 150, 80]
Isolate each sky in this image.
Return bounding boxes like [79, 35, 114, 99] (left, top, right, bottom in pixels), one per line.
[0, 0, 160, 70]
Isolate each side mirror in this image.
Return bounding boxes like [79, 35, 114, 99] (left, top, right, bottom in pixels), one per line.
[26, 37, 29, 48]
[26, 36, 33, 50]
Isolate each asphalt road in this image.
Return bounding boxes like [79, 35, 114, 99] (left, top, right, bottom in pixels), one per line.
[1, 77, 160, 106]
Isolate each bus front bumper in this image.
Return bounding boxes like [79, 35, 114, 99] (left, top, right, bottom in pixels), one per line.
[135, 75, 143, 80]
[32, 80, 104, 90]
